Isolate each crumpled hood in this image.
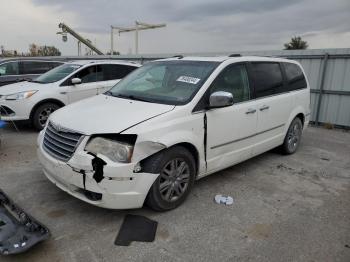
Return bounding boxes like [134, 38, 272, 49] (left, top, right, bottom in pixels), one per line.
[0, 81, 51, 96]
[49, 94, 175, 135]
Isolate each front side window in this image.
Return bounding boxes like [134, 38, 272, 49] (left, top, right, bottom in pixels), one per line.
[0, 61, 19, 76]
[210, 64, 250, 103]
[73, 65, 98, 83]
[251, 62, 283, 98]
[108, 61, 219, 105]
[283, 62, 307, 91]
[34, 64, 81, 84]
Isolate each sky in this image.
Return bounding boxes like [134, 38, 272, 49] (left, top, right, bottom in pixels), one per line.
[0, 0, 349, 55]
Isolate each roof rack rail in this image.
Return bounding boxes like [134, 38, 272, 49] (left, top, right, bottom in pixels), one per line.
[172, 55, 184, 59]
[228, 54, 241, 57]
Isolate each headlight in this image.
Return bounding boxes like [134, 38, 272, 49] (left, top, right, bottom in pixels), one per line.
[5, 90, 37, 100]
[85, 137, 134, 163]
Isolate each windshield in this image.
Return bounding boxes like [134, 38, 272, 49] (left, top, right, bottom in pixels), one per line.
[108, 60, 219, 105]
[34, 64, 81, 83]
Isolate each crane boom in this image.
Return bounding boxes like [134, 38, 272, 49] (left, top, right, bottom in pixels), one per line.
[58, 23, 104, 55]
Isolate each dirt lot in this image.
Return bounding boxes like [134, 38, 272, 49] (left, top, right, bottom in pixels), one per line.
[0, 123, 349, 262]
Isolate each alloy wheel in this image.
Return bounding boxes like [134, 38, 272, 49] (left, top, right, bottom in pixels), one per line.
[287, 121, 301, 152]
[159, 158, 190, 202]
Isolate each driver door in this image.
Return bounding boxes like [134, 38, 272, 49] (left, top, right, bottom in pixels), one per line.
[66, 65, 99, 104]
[206, 63, 258, 173]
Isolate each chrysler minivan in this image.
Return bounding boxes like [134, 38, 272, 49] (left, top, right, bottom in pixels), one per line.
[37, 56, 310, 211]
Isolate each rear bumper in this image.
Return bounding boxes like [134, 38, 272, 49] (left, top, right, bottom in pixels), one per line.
[37, 132, 159, 209]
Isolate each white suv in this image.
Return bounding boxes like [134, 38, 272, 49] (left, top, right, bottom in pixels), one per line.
[0, 60, 140, 129]
[37, 56, 310, 211]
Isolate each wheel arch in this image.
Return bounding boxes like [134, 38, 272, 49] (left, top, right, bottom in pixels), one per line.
[139, 141, 200, 176]
[29, 99, 65, 121]
[285, 106, 306, 134]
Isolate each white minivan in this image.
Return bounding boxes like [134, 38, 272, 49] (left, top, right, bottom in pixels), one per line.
[0, 60, 140, 129]
[37, 56, 310, 211]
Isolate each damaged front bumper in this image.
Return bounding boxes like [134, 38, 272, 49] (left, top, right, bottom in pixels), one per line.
[0, 189, 49, 255]
[37, 134, 159, 209]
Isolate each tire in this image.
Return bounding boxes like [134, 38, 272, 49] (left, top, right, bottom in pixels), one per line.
[145, 146, 196, 211]
[32, 103, 60, 131]
[281, 117, 303, 155]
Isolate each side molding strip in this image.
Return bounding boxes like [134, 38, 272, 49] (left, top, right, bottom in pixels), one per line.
[211, 124, 285, 149]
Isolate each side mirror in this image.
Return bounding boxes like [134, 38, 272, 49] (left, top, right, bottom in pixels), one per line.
[71, 78, 81, 85]
[209, 91, 234, 108]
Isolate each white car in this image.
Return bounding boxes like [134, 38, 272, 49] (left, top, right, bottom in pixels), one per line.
[0, 60, 140, 129]
[37, 56, 310, 211]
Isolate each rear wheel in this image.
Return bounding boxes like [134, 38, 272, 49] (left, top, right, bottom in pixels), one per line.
[32, 103, 60, 131]
[145, 146, 196, 211]
[281, 117, 303, 154]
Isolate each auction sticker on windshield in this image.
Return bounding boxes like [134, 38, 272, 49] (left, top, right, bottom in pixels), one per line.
[176, 76, 201, 84]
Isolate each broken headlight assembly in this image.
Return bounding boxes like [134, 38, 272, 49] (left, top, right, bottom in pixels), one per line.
[85, 137, 134, 163]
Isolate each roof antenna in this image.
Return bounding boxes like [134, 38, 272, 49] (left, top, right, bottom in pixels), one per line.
[172, 55, 183, 59]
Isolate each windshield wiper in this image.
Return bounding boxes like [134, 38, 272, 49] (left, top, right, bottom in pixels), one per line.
[28, 79, 43, 83]
[110, 93, 151, 103]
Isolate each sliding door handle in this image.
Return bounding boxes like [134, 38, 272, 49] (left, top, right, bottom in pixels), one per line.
[245, 108, 256, 114]
[260, 105, 270, 111]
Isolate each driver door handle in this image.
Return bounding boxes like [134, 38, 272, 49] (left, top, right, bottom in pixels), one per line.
[245, 108, 256, 114]
[260, 105, 270, 111]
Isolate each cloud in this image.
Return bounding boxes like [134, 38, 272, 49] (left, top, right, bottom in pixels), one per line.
[1, 0, 350, 55]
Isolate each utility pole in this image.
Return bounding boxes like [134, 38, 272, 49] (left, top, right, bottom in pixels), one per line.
[110, 21, 166, 55]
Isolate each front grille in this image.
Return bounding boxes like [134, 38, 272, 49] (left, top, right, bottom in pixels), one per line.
[43, 122, 83, 162]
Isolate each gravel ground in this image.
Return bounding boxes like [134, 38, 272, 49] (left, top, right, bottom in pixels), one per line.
[0, 123, 349, 262]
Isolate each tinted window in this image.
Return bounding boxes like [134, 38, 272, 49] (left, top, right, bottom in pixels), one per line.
[251, 62, 283, 98]
[210, 64, 250, 103]
[0, 61, 19, 76]
[22, 61, 53, 74]
[99, 64, 137, 81]
[283, 62, 307, 91]
[73, 65, 98, 83]
[47, 62, 64, 70]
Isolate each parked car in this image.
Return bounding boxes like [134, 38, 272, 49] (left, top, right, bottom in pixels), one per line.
[0, 58, 63, 87]
[0, 60, 140, 129]
[37, 56, 310, 211]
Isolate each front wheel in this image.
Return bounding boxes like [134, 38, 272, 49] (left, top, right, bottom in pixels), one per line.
[281, 117, 303, 154]
[32, 103, 60, 131]
[145, 146, 196, 211]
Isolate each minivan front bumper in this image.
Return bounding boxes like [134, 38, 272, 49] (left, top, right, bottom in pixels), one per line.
[37, 132, 159, 209]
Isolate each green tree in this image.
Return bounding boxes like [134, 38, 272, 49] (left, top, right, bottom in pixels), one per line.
[284, 36, 308, 50]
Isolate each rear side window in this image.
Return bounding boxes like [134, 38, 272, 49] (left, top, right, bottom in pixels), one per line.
[22, 61, 52, 74]
[283, 62, 307, 91]
[251, 62, 283, 98]
[0, 61, 19, 76]
[48, 62, 64, 70]
[99, 64, 137, 81]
